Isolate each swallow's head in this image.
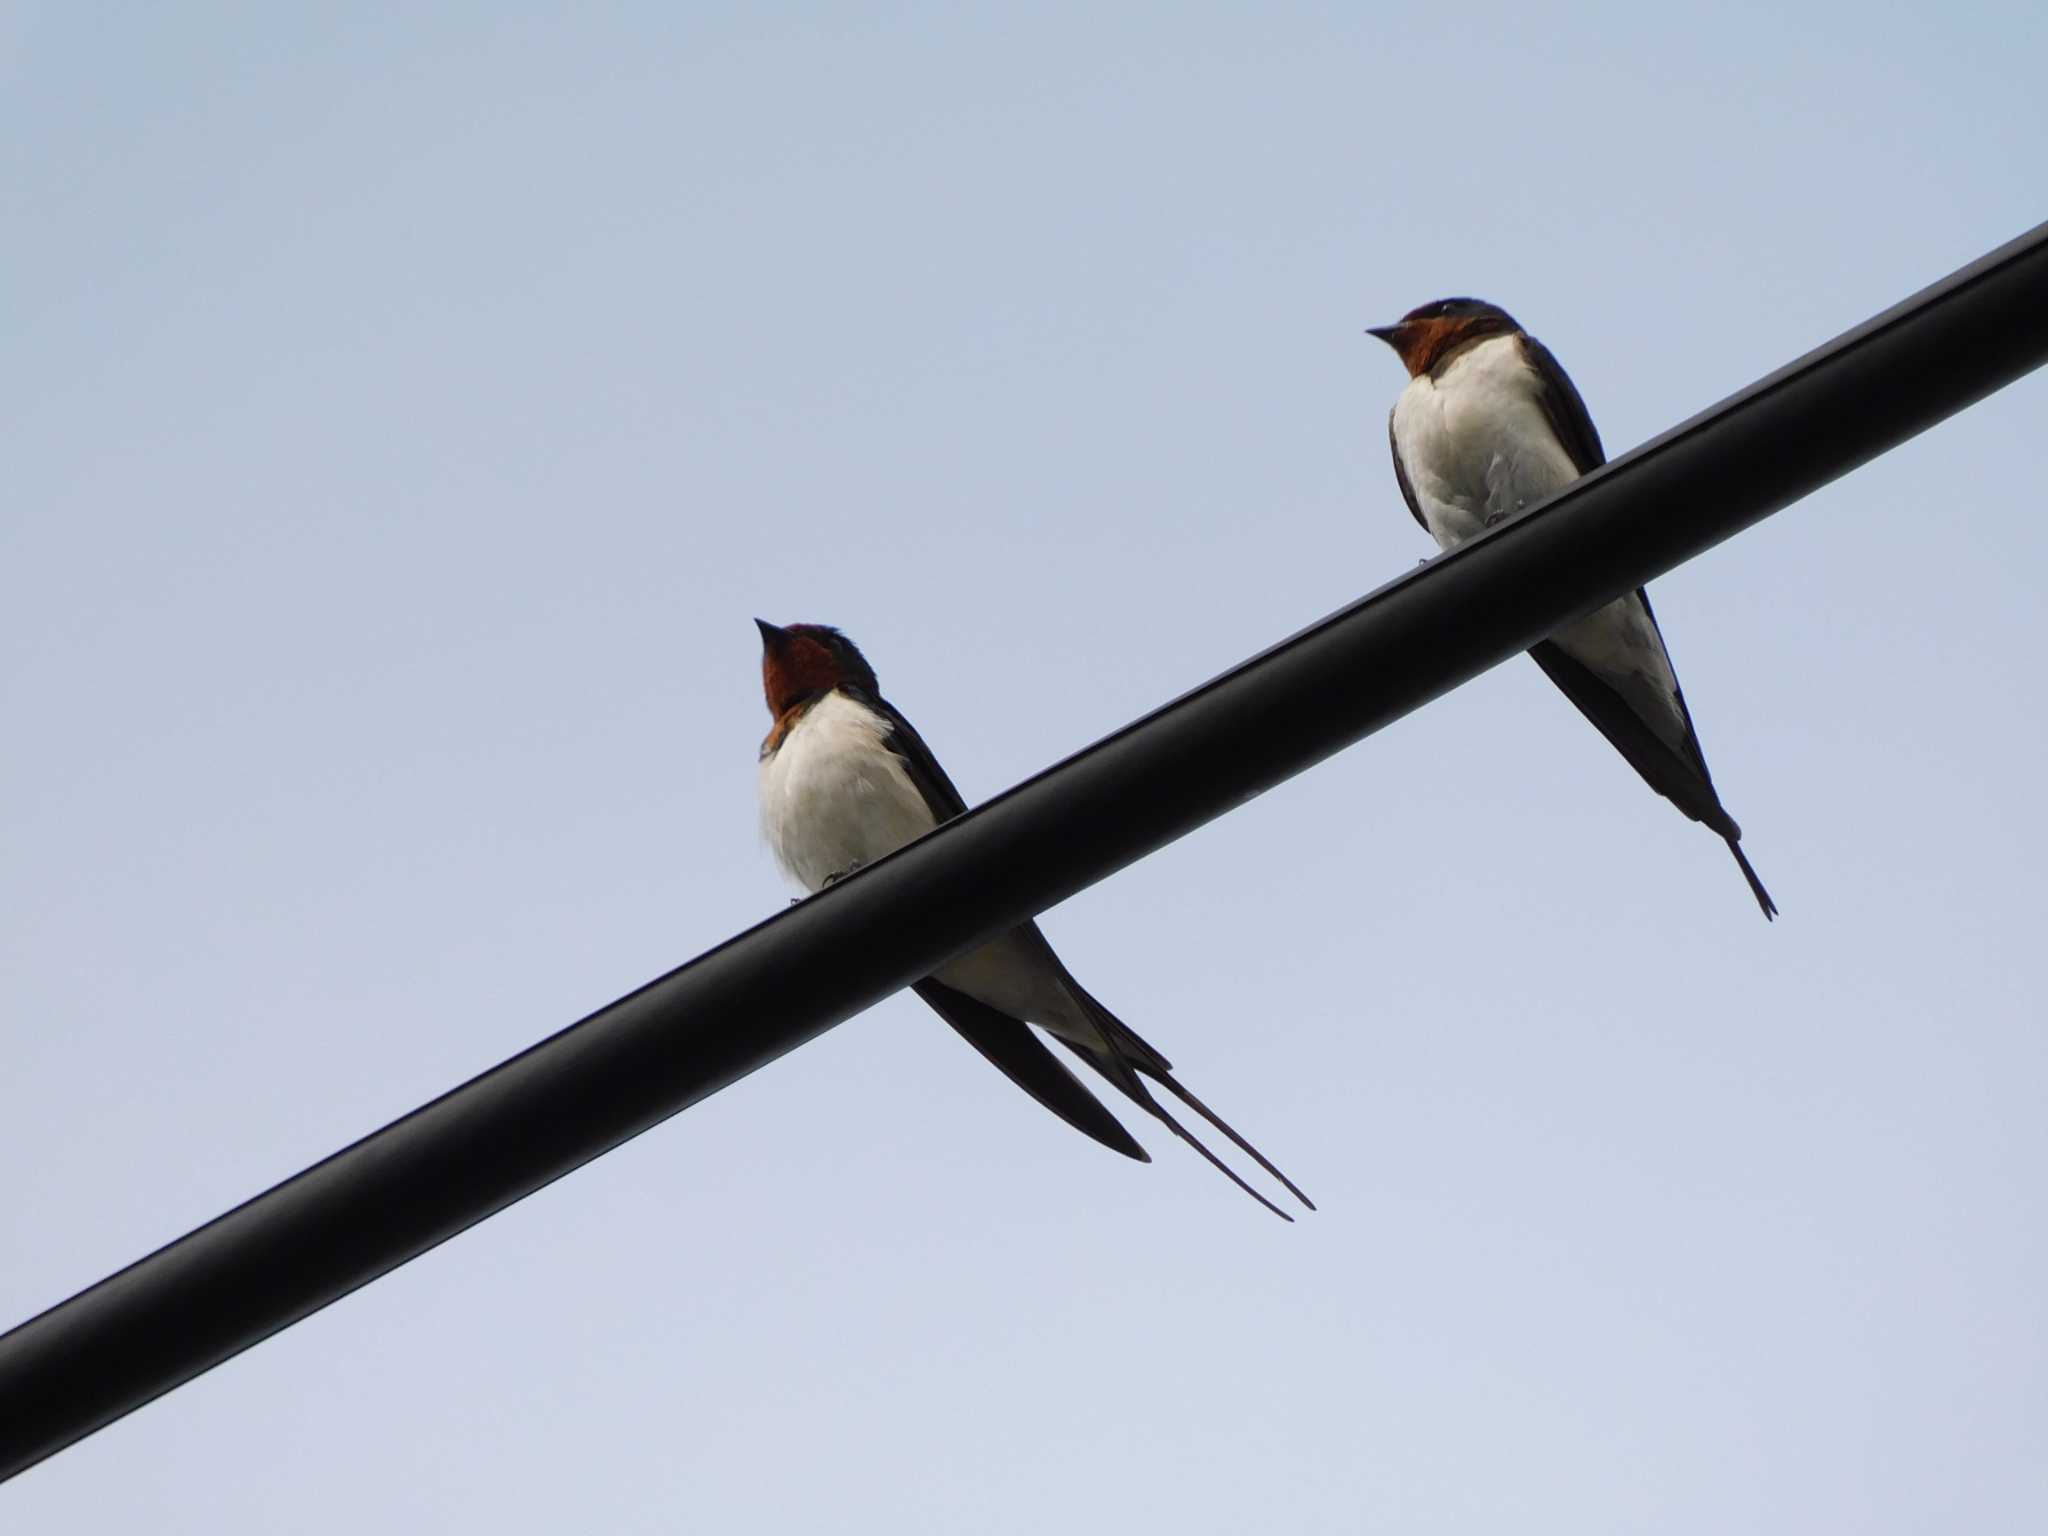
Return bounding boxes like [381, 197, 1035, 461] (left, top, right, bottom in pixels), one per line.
[755, 619, 880, 718]
[1367, 297, 1521, 377]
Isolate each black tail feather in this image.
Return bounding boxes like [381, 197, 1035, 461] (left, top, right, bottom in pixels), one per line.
[1050, 1029, 1308, 1221]
[1109, 1066, 1295, 1222]
[1064, 1048, 1286, 1228]
[914, 980, 1151, 1161]
[1141, 1068, 1316, 1212]
[944, 920, 1313, 1218]
[1727, 838, 1778, 921]
[1063, 980, 1314, 1213]
[1528, 638, 1776, 920]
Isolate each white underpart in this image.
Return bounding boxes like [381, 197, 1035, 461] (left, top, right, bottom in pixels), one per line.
[759, 690, 936, 891]
[758, 689, 1093, 1040]
[1391, 335, 1689, 753]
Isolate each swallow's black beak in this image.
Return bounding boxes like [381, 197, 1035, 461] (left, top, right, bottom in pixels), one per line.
[754, 618, 786, 648]
[1365, 323, 1402, 345]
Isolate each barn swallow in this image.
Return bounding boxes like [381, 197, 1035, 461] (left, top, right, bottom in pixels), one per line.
[753, 618, 1312, 1218]
[1368, 299, 1776, 918]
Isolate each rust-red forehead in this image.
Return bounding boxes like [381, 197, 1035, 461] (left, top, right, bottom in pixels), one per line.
[1389, 315, 1454, 373]
[1390, 313, 1499, 376]
[761, 630, 852, 715]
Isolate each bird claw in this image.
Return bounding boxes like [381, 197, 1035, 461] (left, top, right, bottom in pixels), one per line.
[1483, 510, 1508, 528]
[822, 860, 865, 887]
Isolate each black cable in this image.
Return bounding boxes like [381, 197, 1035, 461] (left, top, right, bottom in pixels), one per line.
[3, 221, 2044, 1483]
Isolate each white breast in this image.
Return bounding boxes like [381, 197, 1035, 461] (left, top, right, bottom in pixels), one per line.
[758, 691, 938, 893]
[757, 691, 1093, 1037]
[1391, 336, 1581, 549]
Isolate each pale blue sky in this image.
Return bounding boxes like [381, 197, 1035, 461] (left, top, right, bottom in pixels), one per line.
[5, 4, 2045, 1531]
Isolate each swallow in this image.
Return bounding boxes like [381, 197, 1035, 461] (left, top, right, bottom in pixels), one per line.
[753, 619, 1312, 1218]
[1368, 298, 1776, 919]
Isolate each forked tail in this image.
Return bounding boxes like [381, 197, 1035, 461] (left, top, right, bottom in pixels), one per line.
[1727, 837, 1777, 921]
[1057, 985, 1315, 1221]
[1140, 1068, 1316, 1213]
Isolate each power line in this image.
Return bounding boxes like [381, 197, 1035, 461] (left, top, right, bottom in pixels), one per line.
[3, 222, 2044, 1483]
